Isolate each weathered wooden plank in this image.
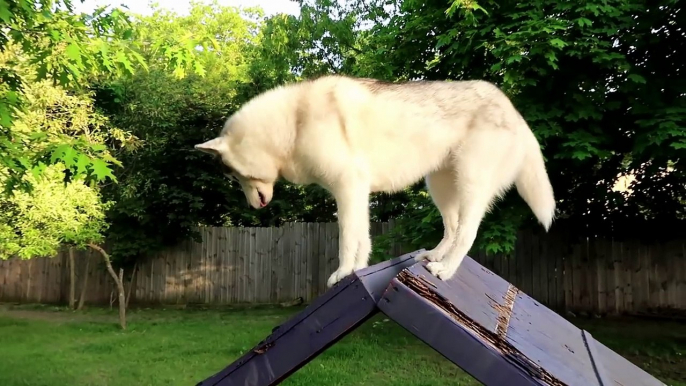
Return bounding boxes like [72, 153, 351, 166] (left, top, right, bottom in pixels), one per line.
[269, 227, 278, 302]
[211, 227, 217, 303]
[217, 226, 225, 303]
[554, 232, 566, 310]
[507, 249, 516, 296]
[292, 223, 301, 301]
[254, 227, 262, 303]
[637, 242, 648, 312]
[575, 239, 585, 312]
[659, 243, 667, 310]
[171, 242, 179, 304]
[328, 222, 339, 285]
[244, 226, 251, 303]
[628, 242, 637, 313]
[589, 238, 602, 314]
[199, 226, 206, 303]
[582, 238, 592, 312]
[294, 223, 302, 301]
[282, 224, 293, 302]
[280, 225, 289, 302]
[514, 230, 526, 294]
[317, 223, 327, 295]
[261, 226, 272, 303]
[611, 240, 621, 313]
[306, 223, 315, 301]
[250, 227, 258, 303]
[540, 232, 553, 309]
[188, 228, 198, 303]
[234, 227, 242, 304]
[679, 241, 686, 310]
[292, 224, 300, 300]
[298, 222, 306, 300]
[382, 256, 666, 386]
[302, 223, 309, 300]
[242, 228, 254, 303]
[563, 242, 573, 312]
[208, 227, 217, 304]
[0, 260, 7, 300]
[183, 238, 193, 303]
[600, 241, 617, 313]
[532, 232, 545, 306]
[266, 226, 275, 303]
[665, 241, 678, 309]
[499, 253, 508, 290]
[227, 227, 236, 303]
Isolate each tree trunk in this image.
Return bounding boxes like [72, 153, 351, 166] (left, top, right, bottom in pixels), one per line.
[77, 256, 90, 310]
[118, 268, 125, 317]
[68, 247, 76, 309]
[88, 244, 126, 330]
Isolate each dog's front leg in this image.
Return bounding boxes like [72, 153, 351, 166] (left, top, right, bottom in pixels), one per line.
[326, 180, 370, 288]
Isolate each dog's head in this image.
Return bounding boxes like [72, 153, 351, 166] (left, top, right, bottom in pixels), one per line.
[195, 120, 279, 209]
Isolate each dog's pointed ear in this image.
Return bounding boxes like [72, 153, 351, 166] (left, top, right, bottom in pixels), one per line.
[194, 137, 226, 156]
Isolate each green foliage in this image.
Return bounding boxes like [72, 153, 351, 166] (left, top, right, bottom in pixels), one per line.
[2, 0, 683, 266]
[0, 163, 111, 259]
[92, 2, 339, 261]
[0, 0, 210, 194]
[0, 58, 125, 260]
[341, 0, 685, 253]
[8, 76, 140, 180]
[0, 1, 139, 191]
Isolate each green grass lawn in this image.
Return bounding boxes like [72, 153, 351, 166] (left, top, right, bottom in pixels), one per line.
[0, 304, 683, 386]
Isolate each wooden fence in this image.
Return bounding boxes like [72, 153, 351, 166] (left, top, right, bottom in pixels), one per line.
[1, 222, 685, 315]
[0, 221, 402, 306]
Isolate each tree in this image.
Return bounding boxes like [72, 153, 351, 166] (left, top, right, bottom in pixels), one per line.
[0, 18, 146, 323]
[0, 163, 131, 328]
[1, 0, 141, 192]
[0, 147, 124, 322]
[311, 0, 686, 255]
[92, 2, 343, 264]
[0, 0, 212, 195]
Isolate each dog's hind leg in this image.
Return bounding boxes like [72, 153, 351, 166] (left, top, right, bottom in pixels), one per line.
[415, 167, 460, 263]
[426, 123, 519, 281]
[426, 180, 494, 281]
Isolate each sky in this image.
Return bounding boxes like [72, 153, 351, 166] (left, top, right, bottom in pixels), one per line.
[73, 0, 301, 17]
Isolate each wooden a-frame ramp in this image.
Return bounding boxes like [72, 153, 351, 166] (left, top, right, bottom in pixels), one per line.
[196, 251, 666, 386]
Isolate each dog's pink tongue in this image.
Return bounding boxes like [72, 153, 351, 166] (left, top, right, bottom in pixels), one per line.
[260, 201, 267, 208]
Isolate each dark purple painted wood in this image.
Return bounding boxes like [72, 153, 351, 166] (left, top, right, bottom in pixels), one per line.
[378, 259, 544, 386]
[195, 250, 423, 386]
[379, 275, 541, 385]
[379, 256, 666, 386]
[197, 249, 665, 386]
[593, 335, 668, 386]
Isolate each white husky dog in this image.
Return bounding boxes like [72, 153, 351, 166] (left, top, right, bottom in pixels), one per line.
[195, 75, 555, 288]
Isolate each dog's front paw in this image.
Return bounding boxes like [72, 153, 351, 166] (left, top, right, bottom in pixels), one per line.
[415, 249, 444, 263]
[426, 262, 458, 281]
[327, 266, 355, 288]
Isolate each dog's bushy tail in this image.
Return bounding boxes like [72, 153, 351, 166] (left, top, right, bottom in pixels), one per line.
[515, 131, 556, 231]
